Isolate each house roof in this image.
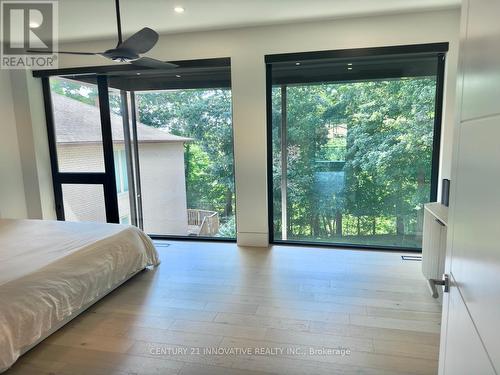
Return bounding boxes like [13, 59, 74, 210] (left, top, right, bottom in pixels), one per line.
[53, 93, 191, 144]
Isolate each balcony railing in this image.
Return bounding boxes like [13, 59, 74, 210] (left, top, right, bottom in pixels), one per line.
[187, 209, 220, 236]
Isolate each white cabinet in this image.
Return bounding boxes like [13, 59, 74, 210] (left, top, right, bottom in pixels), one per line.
[422, 202, 448, 298]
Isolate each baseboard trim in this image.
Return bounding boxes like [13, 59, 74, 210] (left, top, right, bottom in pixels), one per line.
[237, 232, 268, 247]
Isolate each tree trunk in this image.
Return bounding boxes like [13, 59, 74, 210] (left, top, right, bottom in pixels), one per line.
[312, 214, 320, 237]
[321, 216, 328, 234]
[224, 189, 233, 217]
[416, 169, 426, 235]
[372, 217, 376, 235]
[326, 215, 333, 235]
[335, 211, 343, 237]
[357, 217, 361, 235]
[396, 216, 405, 236]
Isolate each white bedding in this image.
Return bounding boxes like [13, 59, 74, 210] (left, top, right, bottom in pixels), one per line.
[0, 219, 159, 372]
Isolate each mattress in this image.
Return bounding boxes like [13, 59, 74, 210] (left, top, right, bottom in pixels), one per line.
[0, 219, 160, 372]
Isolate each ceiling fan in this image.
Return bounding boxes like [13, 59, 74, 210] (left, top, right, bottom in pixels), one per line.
[27, 0, 178, 69]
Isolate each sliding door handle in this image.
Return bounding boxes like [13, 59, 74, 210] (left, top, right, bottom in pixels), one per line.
[428, 274, 450, 297]
[434, 274, 450, 293]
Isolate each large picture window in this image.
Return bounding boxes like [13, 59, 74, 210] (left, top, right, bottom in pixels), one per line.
[267, 44, 447, 250]
[39, 58, 236, 240]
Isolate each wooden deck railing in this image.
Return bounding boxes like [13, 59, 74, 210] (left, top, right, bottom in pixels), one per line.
[187, 209, 220, 236]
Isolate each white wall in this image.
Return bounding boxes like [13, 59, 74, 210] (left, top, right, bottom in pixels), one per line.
[54, 141, 188, 233]
[9, 70, 56, 220]
[9, 9, 460, 245]
[139, 142, 189, 235]
[0, 70, 28, 218]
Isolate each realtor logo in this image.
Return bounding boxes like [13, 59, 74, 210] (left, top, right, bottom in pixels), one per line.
[1, 0, 58, 69]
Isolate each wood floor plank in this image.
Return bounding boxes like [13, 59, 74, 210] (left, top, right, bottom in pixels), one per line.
[256, 306, 351, 323]
[349, 314, 441, 334]
[127, 340, 234, 368]
[309, 320, 440, 346]
[179, 362, 276, 375]
[170, 320, 268, 340]
[90, 303, 218, 322]
[204, 301, 260, 314]
[42, 330, 136, 353]
[214, 312, 311, 332]
[65, 310, 176, 333]
[263, 327, 374, 352]
[365, 306, 442, 321]
[372, 338, 439, 360]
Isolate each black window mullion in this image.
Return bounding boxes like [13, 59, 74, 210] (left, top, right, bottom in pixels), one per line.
[41, 77, 65, 220]
[265, 63, 274, 243]
[97, 75, 120, 224]
[56, 173, 107, 184]
[430, 53, 446, 202]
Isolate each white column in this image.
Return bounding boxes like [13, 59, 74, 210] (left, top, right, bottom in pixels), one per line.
[231, 53, 269, 247]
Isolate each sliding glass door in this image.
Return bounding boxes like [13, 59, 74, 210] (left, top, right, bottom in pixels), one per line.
[267, 45, 446, 250]
[132, 88, 235, 238]
[41, 59, 236, 240]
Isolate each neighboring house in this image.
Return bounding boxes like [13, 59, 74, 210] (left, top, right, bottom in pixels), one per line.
[53, 93, 191, 235]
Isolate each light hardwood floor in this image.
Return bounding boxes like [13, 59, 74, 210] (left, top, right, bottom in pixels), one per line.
[6, 241, 441, 375]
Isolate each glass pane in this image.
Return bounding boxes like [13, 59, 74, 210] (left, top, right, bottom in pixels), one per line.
[108, 88, 132, 225]
[62, 184, 106, 222]
[50, 76, 105, 172]
[272, 77, 437, 249]
[135, 88, 236, 238]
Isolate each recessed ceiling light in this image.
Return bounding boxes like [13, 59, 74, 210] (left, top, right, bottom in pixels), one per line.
[295, 62, 301, 66]
[175, 74, 181, 78]
[347, 67, 353, 70]
[347, 63, 353, 66]
[174, 6, 185, 13]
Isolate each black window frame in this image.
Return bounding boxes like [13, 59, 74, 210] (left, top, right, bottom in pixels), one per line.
[265, 43, 448, 252]
[41, 75, 120, 223]
[35, 57, 237, 243]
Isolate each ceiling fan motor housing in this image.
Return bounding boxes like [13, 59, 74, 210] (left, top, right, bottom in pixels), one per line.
[104, 48, 140, 62]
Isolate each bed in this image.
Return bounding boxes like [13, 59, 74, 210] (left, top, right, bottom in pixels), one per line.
[0, 219, 159, 372]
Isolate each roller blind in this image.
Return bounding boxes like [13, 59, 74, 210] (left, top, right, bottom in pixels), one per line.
[266, 43, 448, 85]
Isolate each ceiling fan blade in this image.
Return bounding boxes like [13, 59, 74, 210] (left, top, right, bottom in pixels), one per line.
[26, 49, 99, 56]
[131, 57, 178, 69]
[118, 27, 159, 54]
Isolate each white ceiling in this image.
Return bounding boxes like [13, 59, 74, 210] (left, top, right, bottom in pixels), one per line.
[58, 0, 460, 42]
